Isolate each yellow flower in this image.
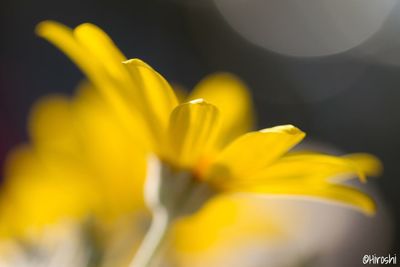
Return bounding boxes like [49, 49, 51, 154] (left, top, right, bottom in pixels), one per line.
[35, 20, 381, 216]
[0, 20, 382, 266]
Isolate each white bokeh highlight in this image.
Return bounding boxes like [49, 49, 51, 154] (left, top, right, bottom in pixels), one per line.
[214, 0, 397, 57]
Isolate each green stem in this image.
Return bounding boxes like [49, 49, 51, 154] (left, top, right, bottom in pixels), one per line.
[129, 210, 170, 267]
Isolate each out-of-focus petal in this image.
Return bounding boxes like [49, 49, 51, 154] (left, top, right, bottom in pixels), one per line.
[343, 153, 383, 177]
[35, 21, 102, 82]
[189, 73, 254, 146]
[0, 145, 100, 237]
[238, 182, 376, 216]
[170, 196, 281, 254]
[36, 21, 155, 146]
[72, 82, 148, 219]
[73, 23, 128, 82]
[28, 95, 78, 155]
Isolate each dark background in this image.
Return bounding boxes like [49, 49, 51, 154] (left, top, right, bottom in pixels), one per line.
[1, 0, 399, 255]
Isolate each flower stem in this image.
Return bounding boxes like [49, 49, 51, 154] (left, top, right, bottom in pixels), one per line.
[129, 209, 170, 267]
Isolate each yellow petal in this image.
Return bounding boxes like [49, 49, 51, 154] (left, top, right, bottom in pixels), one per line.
[207, 125, 305, 184]
[122, 59, 179, 140]
[165, 99, 219, 169]
[236, 152, 382, 185]
[241, 182, 376, 215]
[189, 73, 254, 146]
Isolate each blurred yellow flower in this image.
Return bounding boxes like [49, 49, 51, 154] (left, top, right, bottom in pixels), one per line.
[0, 82, 148, 237]
[0, 20, 382, 267]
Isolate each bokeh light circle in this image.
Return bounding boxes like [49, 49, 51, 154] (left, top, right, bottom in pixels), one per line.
[214, 0, 397, 57]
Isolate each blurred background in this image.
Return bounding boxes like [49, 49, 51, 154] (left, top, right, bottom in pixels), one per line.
[0, 0, 399, 264]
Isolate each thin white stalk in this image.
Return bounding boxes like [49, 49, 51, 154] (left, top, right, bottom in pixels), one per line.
[129, 156, 212, 267]
[129, 209, 170, 267]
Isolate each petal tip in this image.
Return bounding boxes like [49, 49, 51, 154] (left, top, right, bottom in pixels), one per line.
[73, 22, 95, 31]
[35, 20, 58, 36]
[363, 200, 377, 217]
[122, 58, 141, 65]
[345, 153, 383, 179]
